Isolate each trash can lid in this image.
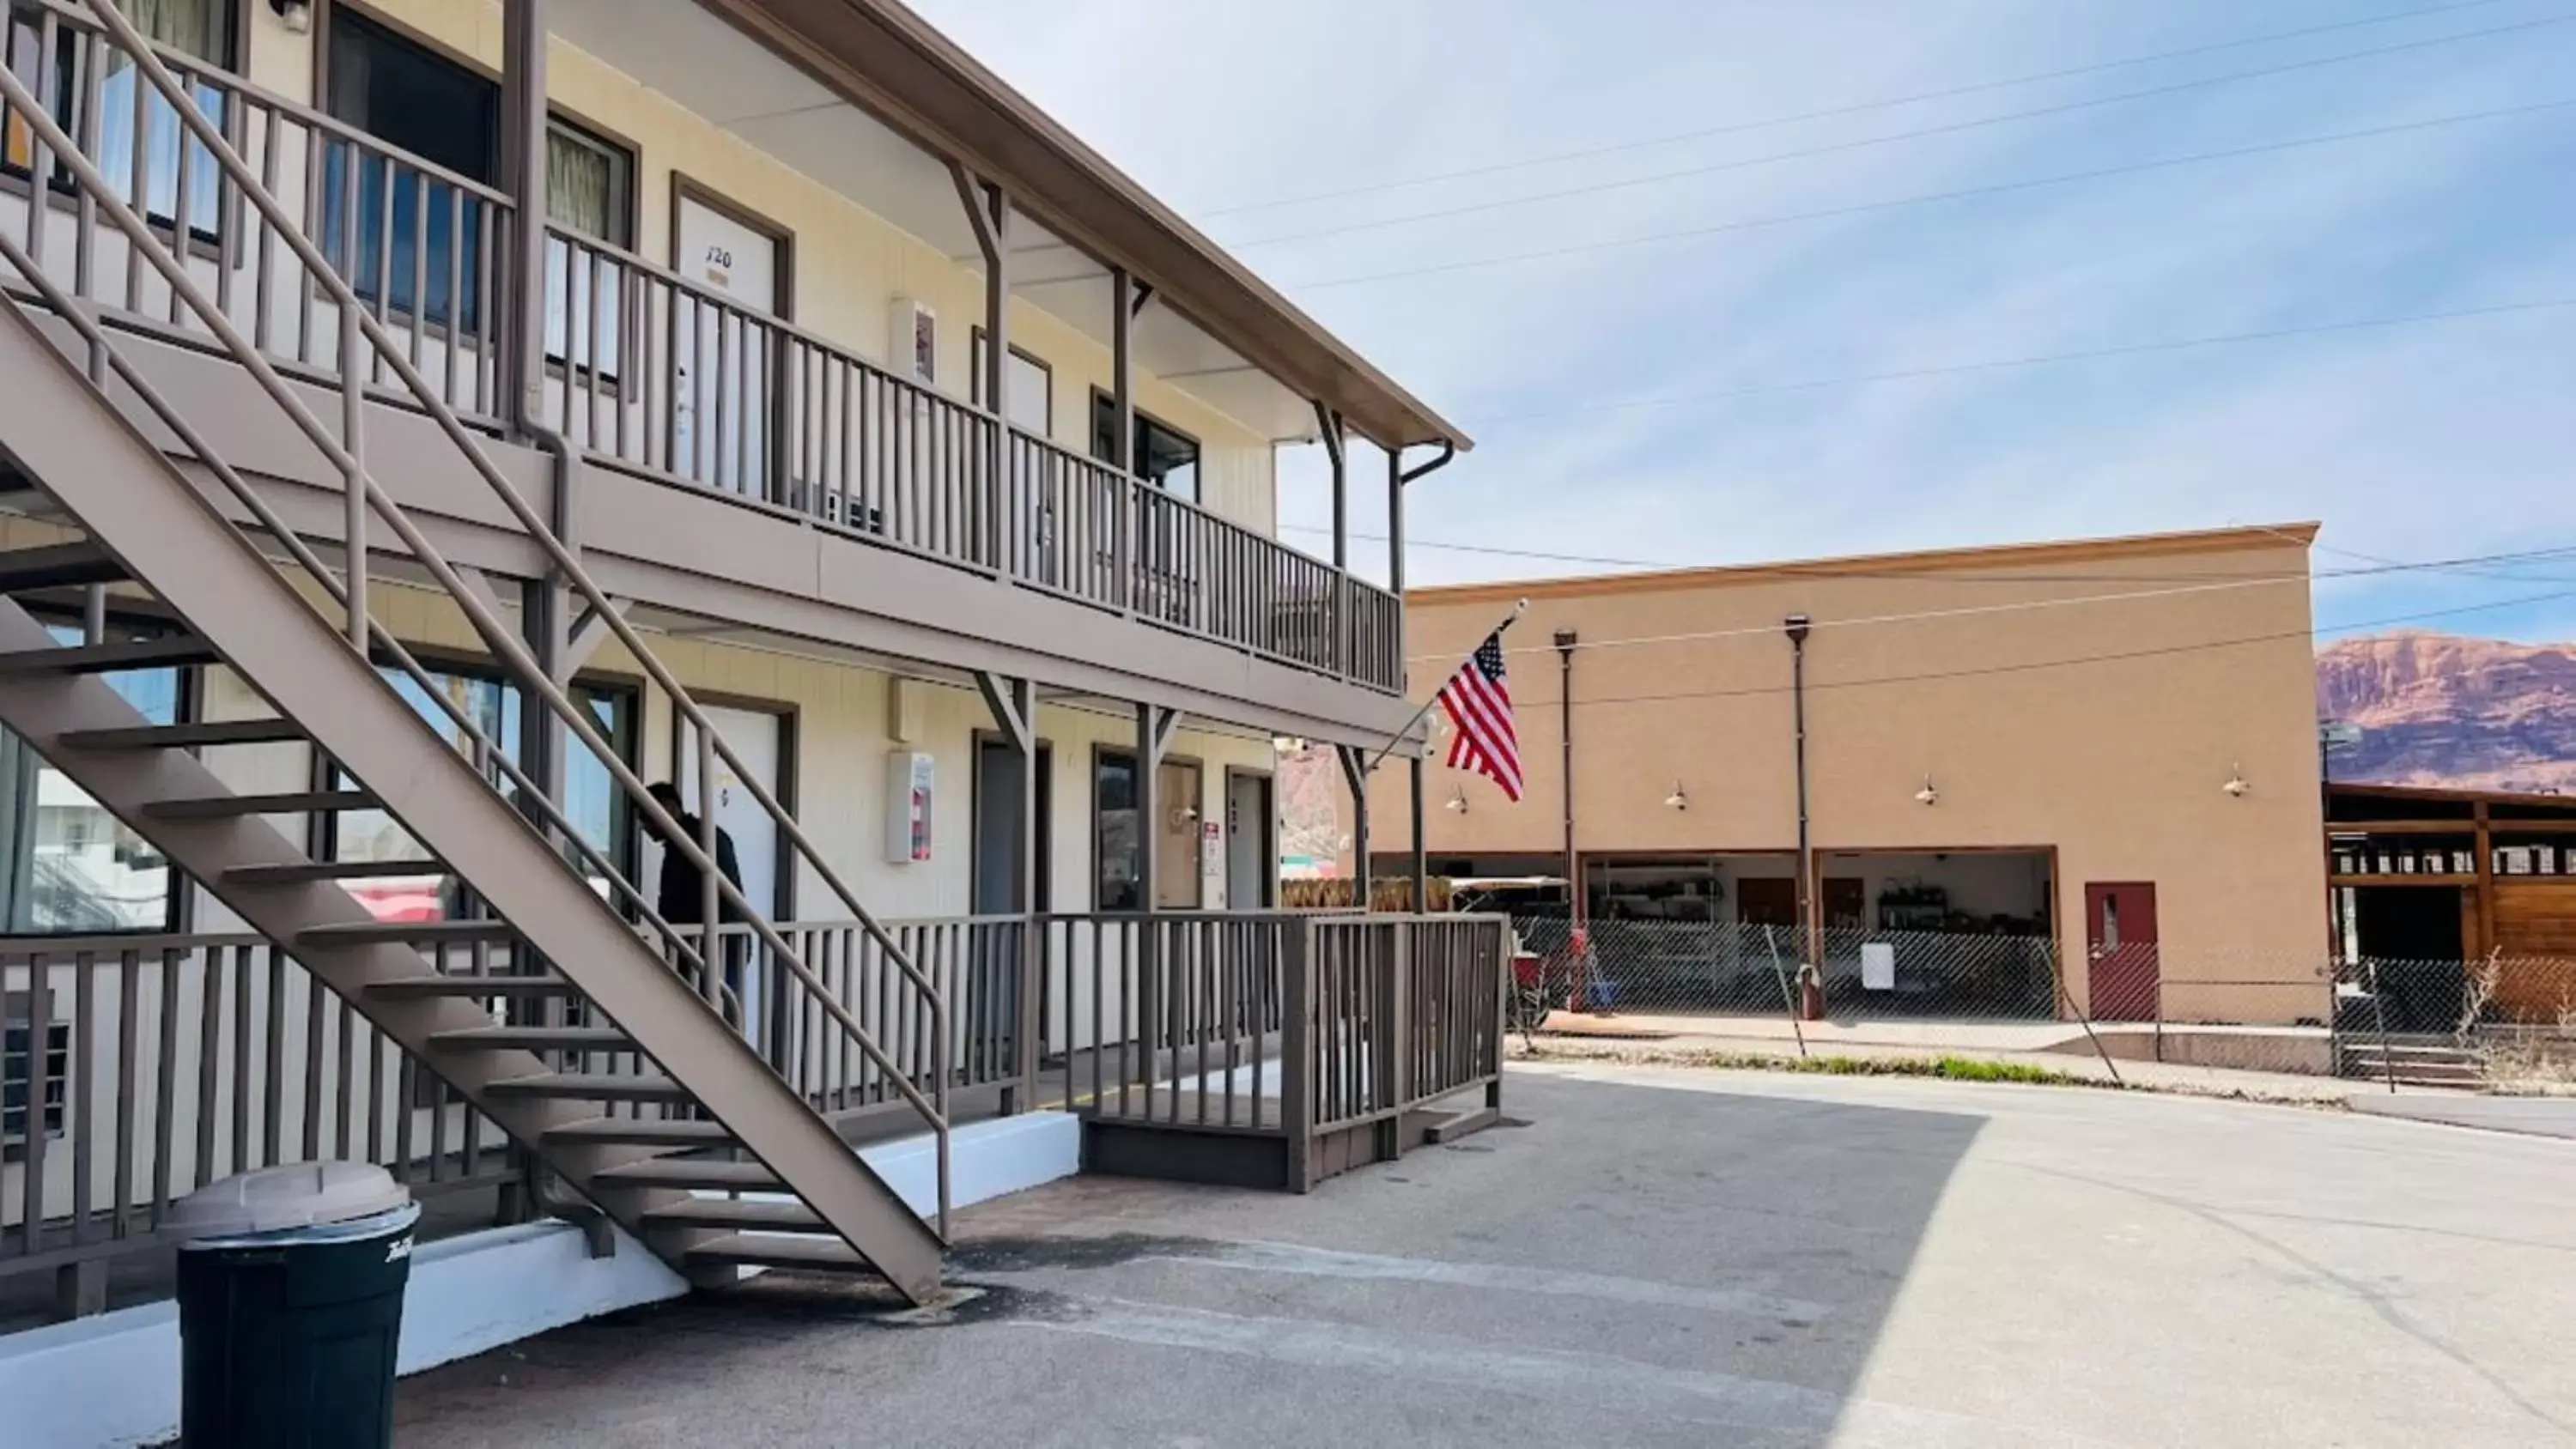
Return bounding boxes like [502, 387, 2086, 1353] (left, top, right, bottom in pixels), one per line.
[167, 1161, 414, 1240]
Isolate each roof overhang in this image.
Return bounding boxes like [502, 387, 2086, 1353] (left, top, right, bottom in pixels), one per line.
[698, 0, 1472, 454]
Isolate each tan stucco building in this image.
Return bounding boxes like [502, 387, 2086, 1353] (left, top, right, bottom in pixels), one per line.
[1369, 524, 2334, 1023]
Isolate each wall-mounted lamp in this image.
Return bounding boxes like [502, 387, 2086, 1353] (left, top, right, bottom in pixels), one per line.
[1914, 778, 1940, 807]
[1663, 782, 1689, 811]
[1444, 786, 1470, 815]
[268, 0, 313, 34]
[2223, 765, 2251, 798]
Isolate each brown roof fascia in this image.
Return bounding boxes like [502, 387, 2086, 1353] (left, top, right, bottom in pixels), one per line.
[699, 0, 1470, 454]
[1408, 523, 2324, 606]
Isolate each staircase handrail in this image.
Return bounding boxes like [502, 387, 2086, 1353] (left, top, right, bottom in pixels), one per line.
[0, 7, 951, 1159]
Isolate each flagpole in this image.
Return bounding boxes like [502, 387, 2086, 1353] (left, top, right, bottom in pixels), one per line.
[1362, 597, 1528, 775]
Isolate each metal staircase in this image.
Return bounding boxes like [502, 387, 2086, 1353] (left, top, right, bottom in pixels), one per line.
[0, 2, 948, 1301]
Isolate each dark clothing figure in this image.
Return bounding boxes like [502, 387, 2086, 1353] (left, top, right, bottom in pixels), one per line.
[653, 811, 745, 927]
[646, 785, 750, 1023]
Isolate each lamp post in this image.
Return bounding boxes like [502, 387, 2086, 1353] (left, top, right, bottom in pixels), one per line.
[1785, 615, 1819, 1019]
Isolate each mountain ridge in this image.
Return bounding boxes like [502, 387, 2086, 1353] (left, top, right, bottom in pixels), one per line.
[2317, 630, 2576, 794]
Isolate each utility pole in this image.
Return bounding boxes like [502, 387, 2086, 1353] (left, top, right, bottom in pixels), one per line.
[1785, 615, 1815, 1006]
[1554, 628, 1580, 924]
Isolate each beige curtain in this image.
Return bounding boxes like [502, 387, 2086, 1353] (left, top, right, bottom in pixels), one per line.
[126, 0, 228, 60]
[547, 127, 616, 240]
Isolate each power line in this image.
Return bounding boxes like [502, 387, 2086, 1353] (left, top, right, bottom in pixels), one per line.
[1197, 0, 2524, 218]
[1551, 589, 2576, 712]
[1396, 551, 2576, 665]
[1226, 12, 2576, 251]
[2239, 518, 2576, 588]
[1287, 97, 2576, 292]
[1292, 526, 2576, 589]
[1466, 294, 2576, 422]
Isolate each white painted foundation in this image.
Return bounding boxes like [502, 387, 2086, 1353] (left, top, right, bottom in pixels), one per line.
[0, 1113, 1079, 1448]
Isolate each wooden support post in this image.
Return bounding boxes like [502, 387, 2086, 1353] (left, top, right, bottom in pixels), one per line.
[977, 671, 1042, 1113]
[2474, 801, 2496, 960]
[1339, 745, 1371, 910]
[1281, 917, 1316, 1192]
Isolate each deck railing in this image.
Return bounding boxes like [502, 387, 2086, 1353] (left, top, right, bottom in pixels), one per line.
[1, 933, 520, 1304]
[678, 917, 1027, 1119]
[1033, 911, 1509, 1147]
[0, 908, 1504, 1319]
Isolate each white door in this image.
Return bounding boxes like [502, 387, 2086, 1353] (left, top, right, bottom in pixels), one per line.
[672, 196, 784, 496]
[659, 706, 783, 1037]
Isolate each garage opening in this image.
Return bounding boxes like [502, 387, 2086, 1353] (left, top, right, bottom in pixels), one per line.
[1557, 851, 2058, 1020]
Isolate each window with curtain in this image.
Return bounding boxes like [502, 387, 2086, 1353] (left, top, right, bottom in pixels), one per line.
[4, 0, 231, 233]
[542, 120, 632, 379]
[0, 621, 180, 933]
[329, 665, 633, 922]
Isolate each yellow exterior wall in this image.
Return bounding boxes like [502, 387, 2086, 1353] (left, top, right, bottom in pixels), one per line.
[244, 0, 1275, 530]
[1370, 527, 2334, 1019]
[187, 579, 1272, 925]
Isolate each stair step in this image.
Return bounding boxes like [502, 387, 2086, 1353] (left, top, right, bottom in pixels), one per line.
[683, 1233, 872, 1275]
[145, 789, 374, 820]
[0, 543, 130, 592]
[301, 919, 516, 947]
[429, 1025, 634, 1052]
[65, 718, 311, 750]
[0, 635, 219, 675]
[227, 858, 444, 887]
[594, 1157, 781, 1191]
[641, 1197, 823, 1231]
[369, 973, 579, 999]
[544, 1116, 736, 1147]
[488, 1071, 692, 1102]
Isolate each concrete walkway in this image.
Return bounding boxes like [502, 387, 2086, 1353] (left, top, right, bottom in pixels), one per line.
[1521, 1022, 2360, 1103]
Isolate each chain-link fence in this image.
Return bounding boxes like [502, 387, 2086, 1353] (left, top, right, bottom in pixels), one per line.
[1513, 917, 2060, 1022]
[1500, 913, 2576, 1091]
[2334, 954, 2576, 1093]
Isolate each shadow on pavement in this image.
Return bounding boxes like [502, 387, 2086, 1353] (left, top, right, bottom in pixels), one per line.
[398, 1072, 1992, 1447]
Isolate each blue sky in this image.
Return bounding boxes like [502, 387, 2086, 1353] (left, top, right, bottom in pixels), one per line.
[913, 0, 2576, 644]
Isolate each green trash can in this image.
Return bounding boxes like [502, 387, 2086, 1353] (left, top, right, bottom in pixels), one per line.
[168, 1161, 421, 1449]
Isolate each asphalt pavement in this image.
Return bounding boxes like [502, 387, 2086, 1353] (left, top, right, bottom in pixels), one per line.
[396, 1062, 2576, 1447]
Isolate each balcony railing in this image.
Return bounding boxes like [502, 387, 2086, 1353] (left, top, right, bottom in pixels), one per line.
[2, 0, 513, 417]
[0, 0, 1404, 693]
[541, 229, 1405, 691]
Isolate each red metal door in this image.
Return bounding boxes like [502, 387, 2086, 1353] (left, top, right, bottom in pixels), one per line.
[2084, 882, 2160, 1022]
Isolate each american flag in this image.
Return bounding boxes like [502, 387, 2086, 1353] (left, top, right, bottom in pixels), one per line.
[1437, 627, 1522, 802]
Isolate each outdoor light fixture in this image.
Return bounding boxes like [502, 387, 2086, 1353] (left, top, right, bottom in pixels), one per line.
[1445, 787, 1470, 815]
[1915, 778, 1940, 807]
[1664, 782, 1689, 811]
[2223, 766, 2251, 797]
[268, 0, 313, 33]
